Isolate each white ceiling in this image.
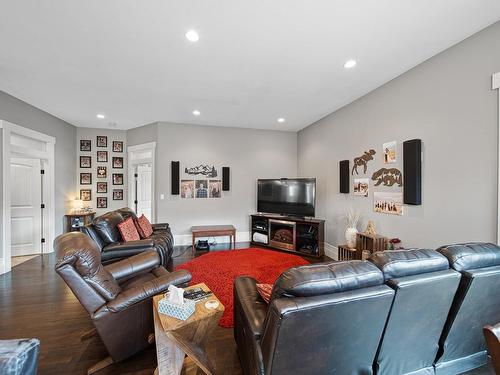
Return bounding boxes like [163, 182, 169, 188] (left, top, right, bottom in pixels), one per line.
[1, 1, 500, 132]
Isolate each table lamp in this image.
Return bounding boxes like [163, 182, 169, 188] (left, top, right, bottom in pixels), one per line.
[72, 198, 84, 213]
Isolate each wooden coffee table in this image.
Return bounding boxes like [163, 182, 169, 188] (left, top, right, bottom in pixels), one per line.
[191, 225, 236, 253]
[153, 283, 225, 375]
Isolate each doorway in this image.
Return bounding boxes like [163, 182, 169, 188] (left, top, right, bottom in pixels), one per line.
[1, 120, 55, 275]
[128, 142, 156, 222]
[10, 158, 42, 258]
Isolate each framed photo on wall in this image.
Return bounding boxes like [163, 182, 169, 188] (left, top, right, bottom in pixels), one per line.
[112, 141, 123, 152]
[97, 182, 107, 193]
[97, 151, 108, 162]
[113, 173, 123, 185]
[80, 189, 91, 201]
[97, 136, 108, 148]
[80, 173, 92, 185]
[113, 189, 123, 200]
[80, 156, 91, 168]
[112, 157, 123, 168]
[80, 139, 91, 151]
[97, 197, 107, 208]
[97, 166, 107, 178]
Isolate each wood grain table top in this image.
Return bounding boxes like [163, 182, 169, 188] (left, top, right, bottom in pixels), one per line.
[153, 283, 225, 332]
[191, 225, 236, 234]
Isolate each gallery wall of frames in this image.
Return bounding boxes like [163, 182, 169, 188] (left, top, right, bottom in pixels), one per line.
[77, 128, 127, 215]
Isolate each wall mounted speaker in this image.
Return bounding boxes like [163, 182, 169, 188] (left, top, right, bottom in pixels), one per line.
[403, 139, 422, 205]
[171, 161, 180, 195]
[222, 167, 230, 191]
[339, 160, 350, 193]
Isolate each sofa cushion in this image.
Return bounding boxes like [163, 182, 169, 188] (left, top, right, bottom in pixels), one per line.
[93, 211, 124, 244]
[271, 260, 383, 300]
[369, 249, 449, 280]
[436, 242, 500, 272]
[135, 214, 153, 238]
[256, 284, 272, 304]
[117, 207, 138, 220]
[117, 217, 141, 242]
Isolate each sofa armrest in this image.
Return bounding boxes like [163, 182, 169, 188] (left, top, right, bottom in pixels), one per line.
[152, 223, 170, 231]
[104, 250, 160, 281]
[234, 277, 269, 339]
[105, 270, 192, 312]
[103, 239, 155, 253]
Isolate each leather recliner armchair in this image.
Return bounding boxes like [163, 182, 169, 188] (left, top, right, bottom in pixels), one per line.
[82, 207, 174, 270]
[234, 260, 395, 375]
[54, 232, 191, 374]
[368, 249, 461, 375]
[434, 242, 500, 374]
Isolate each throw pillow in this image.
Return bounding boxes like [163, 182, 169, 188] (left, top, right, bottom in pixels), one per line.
[256, 283, 273, 304]
[117, 217, 140, 242]
[135, 214, 153, 239]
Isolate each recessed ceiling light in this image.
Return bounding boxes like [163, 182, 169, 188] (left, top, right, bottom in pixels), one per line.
[96, 114, 105, 119]
[344, 59, 357, 69]
[185, 30, 200, 42]
[192, 110, 201, 116]
[277, 118, 285, 123]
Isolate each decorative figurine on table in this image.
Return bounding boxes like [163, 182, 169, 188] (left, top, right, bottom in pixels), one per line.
[364, 220, 377, 236]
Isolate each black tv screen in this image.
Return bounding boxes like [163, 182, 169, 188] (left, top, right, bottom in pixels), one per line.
[257, 178, 316, 217]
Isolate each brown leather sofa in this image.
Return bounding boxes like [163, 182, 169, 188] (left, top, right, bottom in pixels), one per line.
[54, 231, 191, 374]
[82, 207, 175, 270]
[234, 260, 395, 375]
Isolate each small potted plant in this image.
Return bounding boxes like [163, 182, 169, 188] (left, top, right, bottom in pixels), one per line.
[387, 238, 402, 250]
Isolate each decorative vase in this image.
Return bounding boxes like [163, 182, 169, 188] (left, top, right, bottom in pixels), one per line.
[345, 227, 358, 249]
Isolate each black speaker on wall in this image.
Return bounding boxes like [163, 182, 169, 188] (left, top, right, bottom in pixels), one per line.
[171, 161, 180, 195]
[339, 160, 350, 193]
[403, 139, 422, 205]
[222, 167, 230, 191]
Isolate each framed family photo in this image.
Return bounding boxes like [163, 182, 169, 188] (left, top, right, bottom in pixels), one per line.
[97, 151, 108, 162]
[112, 157, 123, 168]
[80, 189, 91, 201]
[113, 189, 123, 200]
[97, 182, 107, 193]
[112, 141, 123, 152]
[80, 139, 91, 151]
[113, 173, 123, 185]
[80, 173, 92, 185]
[97, 197, 107, 208]
[97, 135, 108, 148]
[79, 156, 91, 168]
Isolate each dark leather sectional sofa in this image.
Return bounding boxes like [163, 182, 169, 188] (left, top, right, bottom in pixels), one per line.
[234, 243, 500, 375]
[82, 207, 175, 270]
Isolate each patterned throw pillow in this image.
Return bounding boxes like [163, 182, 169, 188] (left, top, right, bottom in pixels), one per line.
[135, 214, 153, 239]
[117, 217, 140, 242]
[256, 283, 273, 304]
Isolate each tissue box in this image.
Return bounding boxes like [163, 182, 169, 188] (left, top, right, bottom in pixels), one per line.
[157, 295, 196, 321]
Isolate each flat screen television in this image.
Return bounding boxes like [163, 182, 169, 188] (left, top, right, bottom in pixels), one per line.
[257, 178, 316, 217]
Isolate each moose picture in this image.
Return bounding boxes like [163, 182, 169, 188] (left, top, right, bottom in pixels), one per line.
[352, 149, 376, 175]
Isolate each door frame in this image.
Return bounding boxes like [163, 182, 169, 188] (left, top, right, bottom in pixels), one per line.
[127, 142, 156, 223]
[493, 72, 500, 244]
[0, 120, 55, 274]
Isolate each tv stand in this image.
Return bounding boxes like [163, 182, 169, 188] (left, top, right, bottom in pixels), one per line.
[250, 213, 325, 258]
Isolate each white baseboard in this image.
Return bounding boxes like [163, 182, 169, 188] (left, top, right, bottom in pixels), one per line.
[324, 242, 338, 260]
[174, 231, 251, 246]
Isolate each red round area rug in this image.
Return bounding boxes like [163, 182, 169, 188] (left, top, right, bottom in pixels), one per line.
[175, 248, 309, 328]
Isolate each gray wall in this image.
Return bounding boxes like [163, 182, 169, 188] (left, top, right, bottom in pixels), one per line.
[298, 21, 500, 249]
[0, 91, 76, 236]
[76, 128, 127, 216]
[128, 122, 297, 241]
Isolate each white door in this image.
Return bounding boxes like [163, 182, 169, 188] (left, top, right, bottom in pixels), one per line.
[136, 163, 152, 220]
[10, 158, 42, 256]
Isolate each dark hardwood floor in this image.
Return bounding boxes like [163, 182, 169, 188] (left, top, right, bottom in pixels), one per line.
[0, 243, 494, 375]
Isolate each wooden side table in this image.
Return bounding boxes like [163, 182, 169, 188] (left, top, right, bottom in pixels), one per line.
[153, 283, 225, 375]
[64, 211, 95, 233]
[191, 225, 236, 253]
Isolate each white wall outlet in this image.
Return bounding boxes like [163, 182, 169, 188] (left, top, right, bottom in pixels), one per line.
[160, 194, 165, 200]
